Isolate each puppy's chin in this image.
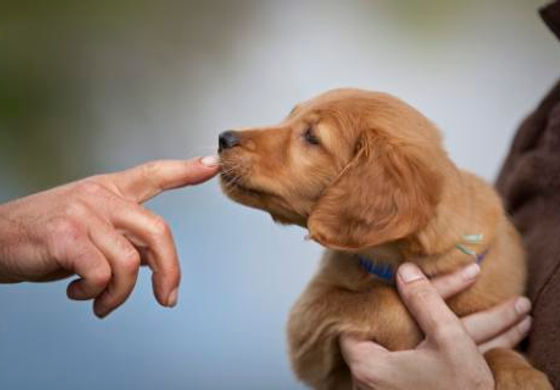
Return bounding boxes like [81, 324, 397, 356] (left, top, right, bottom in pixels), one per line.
[220, 175, 265, 208]
[219, 175, 307, 227]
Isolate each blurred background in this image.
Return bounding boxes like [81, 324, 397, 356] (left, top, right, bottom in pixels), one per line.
[1, 0, 559, 389]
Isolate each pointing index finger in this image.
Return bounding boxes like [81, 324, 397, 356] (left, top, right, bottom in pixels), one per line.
[111, 156, 219, 203]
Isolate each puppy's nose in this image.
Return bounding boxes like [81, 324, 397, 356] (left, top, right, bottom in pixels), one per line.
[218, 130, 240, 152]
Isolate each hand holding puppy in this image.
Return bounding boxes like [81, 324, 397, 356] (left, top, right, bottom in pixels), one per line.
[340, 263, 533, 390]
[0, 156, 219, 318]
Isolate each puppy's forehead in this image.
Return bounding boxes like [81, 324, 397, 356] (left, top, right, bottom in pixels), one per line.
[293, 89, 378, 116]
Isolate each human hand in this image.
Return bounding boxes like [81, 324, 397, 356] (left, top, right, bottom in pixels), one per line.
[0, 156, 219, 318]
[340, 263, 532, 390]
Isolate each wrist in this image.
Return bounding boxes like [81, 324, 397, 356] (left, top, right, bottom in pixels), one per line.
[0, 204, 14, 281]
[0, 202, 33, 283]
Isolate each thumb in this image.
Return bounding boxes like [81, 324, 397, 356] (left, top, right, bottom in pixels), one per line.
[340, 334, 388, 366]
[340, 334, 392, 389]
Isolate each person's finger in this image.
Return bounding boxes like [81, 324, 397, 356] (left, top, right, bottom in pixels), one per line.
[431, 263, 480, 299]
[462, 296, 532, 344]
[79, 189, 180, 308]
[109, 157, 220, 203]
[82, 218, 142, 318]
[479, 316, 532, 354]
[108, 200, 180, 307]
[64, 241, 112, 301]
[396, 263, 464, 345]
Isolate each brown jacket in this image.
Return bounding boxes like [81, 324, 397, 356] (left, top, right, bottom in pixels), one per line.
[496, 1, 560, 387]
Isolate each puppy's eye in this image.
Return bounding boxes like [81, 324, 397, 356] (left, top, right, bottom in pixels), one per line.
[303, 127, 320, 145]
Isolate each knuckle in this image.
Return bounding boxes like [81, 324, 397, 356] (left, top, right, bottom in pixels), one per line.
[499, 300, 519, 322]
[90, 264, 112, 288]
[76, 180, 106, 197]
[509, 327, 523, 345]
[120, 248, 141, 273]
[503, 308, 518, 325]
[150, 216, 170, 237]
[433, 322, 463, 343]
[49, 217, 83, 244]
[63, 200, 89, 219]
[141, 161, 163, 178]
[46, 217, 87, 262]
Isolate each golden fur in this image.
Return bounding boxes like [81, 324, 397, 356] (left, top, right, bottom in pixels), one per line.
[219, 89, 551, 389]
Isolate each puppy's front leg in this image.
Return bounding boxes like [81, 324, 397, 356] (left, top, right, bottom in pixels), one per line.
[485, 348, 552, 390]
[287, 281, 421, 390]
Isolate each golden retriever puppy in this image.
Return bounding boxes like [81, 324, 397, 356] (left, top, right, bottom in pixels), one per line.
[218, 88, 551, 389]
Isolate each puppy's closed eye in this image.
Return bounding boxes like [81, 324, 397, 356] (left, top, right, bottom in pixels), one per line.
[303, 126, 320, 146]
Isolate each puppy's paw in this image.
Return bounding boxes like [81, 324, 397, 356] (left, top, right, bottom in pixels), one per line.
[485, 348, 552, 390]
[495, 367, 552, 390]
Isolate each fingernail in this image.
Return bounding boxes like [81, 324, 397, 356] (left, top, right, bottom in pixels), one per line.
[462, 263, 480, 280]
[398, 263, 425, 283]
[515, 297, 531, 314]
[201, 155, 219, 167]
[518, 316, 532, 334]
[168, 288, 179, 308]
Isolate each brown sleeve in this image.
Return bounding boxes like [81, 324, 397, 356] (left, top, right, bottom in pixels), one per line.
[495, 78, 560, 388]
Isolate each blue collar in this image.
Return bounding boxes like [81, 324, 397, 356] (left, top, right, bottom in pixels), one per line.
[358, 241, 490, 283]
[358, 256, 396, 282]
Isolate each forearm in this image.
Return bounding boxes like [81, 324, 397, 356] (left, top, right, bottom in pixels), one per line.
[0, 201, 22, 282]
[0, 200, 37, 283]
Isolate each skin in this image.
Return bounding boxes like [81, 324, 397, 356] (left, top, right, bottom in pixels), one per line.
[0, 156, 219, 318]
[340, 263, 533, 390]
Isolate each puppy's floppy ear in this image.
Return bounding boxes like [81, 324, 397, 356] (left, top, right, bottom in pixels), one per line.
[307, 131, 442, 250]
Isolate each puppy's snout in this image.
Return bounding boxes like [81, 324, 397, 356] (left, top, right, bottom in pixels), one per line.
[218, 130, 240, 152]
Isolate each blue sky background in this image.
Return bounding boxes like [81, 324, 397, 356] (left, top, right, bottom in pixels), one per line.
[1, 1, 560, 389]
